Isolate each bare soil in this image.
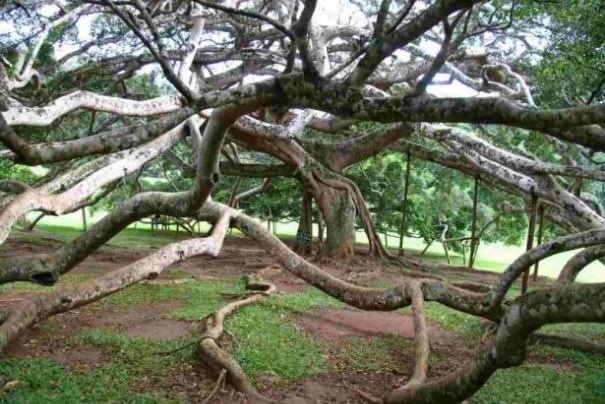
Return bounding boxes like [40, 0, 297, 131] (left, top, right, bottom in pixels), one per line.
[298, 308, 458, 344]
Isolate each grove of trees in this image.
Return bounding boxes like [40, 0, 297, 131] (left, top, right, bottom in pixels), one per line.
[0, 0, 604, 402]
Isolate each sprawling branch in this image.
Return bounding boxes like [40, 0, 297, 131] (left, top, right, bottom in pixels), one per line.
[0, 210, 232, 352]
[3, 92, 184, 127]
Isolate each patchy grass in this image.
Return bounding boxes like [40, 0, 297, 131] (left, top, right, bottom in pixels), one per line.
[474, 347, 605, 404]
[399, 302, 485, 345]
[82, 279, 237, 316]
[86, 282, 335, 383]
[167, 280, 240, 320]
[336, 336, 412, 371]
[87, 283, 182, 312]
[271, 286, 344, 312]
[70, 329, 196, 374]
[0, 358, 172, 404]
[226, 304, 329, 381]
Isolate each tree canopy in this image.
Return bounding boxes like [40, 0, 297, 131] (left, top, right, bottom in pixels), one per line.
[0, 1, 604, 402]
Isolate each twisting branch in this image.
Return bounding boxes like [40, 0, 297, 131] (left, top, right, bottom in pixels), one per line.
[491, 229, 605, 307]
[233, 178, 271, 206]
[1, 109, 193, 164]
[0, 211, 233, 352]
[101, 0, 197, 101]
[556, 244, 605, 286]
[3, 92, 184, 127]
[483, 63, 536, 107]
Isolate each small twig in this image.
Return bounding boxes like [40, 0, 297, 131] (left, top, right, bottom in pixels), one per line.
[202, 369, 227, 404]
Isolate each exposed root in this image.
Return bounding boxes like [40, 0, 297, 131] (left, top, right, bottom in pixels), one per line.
[313, 171, 392, 259]
[198, 281, 276, 403]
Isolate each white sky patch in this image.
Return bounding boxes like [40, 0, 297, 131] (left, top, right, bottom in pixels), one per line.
[5, 0, 495, 99]
[313, 0, 370, 28]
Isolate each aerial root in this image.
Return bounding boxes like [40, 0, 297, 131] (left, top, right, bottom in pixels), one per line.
[198, 281, 276, 403]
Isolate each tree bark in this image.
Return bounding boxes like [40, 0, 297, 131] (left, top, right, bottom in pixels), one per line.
[293, 186, 313, 255]
[312, 184, 356, 259]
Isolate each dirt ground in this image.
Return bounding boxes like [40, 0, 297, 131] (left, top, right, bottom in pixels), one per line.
[0, 229, 530, 403]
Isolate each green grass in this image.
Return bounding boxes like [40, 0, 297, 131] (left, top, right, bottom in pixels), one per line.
[5, 224, 605, 402]
[70, 329, 196, 374]
[0, 274, 90, 293]
[226, 304, 329, 381]
[400, 302, 485, 345]
[166, 281, 241, 319]
[271, 286, 344, 312]
[474, 348, 605, 404]
[540, 322, 605, 343]
[0, 358, 173, 404]
[337, 336, 412, 371]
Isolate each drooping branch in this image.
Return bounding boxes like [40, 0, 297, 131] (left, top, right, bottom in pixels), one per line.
[388, 281, 429, 398]
[218, 202, 499, 320]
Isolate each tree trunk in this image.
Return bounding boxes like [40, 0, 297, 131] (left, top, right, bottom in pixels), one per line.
[293, 187, 313, 255]
[312, 185, 356, 259]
